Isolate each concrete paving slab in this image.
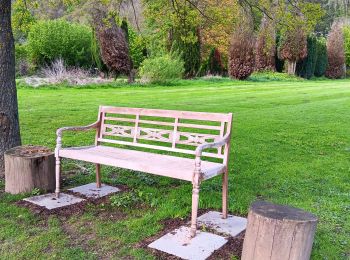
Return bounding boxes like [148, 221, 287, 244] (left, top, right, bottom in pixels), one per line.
[197, 211, 247, 237]
[68, 183, 120, 198]
[23, 193, 85, 210]
[148, 226, 227, 260]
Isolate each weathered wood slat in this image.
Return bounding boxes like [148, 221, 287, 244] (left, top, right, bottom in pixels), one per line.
[100, 106, 231, 122]
[104, 116, 222, 130]
[97, 138, 225, 159]
[59, 146, 225, 181]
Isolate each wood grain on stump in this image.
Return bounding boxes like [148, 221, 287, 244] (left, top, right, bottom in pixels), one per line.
[242, 201, 318, 260]
[5, 145, 55, 194]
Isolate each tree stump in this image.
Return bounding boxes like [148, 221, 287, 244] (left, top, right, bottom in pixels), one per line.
[5, 145, 55, 194]
[242, 201, 318, 260]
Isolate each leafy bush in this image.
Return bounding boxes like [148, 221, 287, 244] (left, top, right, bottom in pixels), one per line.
[228, 13, 255, 80]
[255, 15, 276, 72]
[207, 48, 224, 75]
[129, 29, 147, 69]
[173, 29, 201, 78]
[27, 20, 92, 68]
[326, 23, 346, 79]
[314, 37, 328, 77]
[139, 51, 184, 83]
[15, 44, 32, 76]
[249, 71, 303, 82]
[344, 26, 350, 67]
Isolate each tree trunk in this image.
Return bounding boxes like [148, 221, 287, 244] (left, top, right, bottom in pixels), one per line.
[242, 201, 318, 260]
[0, 0, 21, 177]
[287, 60, 297, 75]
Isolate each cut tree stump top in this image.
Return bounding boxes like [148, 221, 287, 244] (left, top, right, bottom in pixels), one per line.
[5, 145, 53, 158]
[251, 201, 318, 222]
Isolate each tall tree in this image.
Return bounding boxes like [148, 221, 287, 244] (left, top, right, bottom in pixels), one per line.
[278, 24, 308, 75]
[0, 0, 21, 176]
[228, 8, 255, 80]
[92, 6, 134, 82]
[255, 14, 276, 71]
[325, 22, 346, 78]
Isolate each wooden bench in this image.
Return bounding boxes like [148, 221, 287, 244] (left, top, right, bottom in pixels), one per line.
[55, 106, 233, 237]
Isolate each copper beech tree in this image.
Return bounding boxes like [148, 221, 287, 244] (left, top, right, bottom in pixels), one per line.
[278, 26, 307, 75]
[228, 10, 255, 80]
[255, 15, 276, 71]
[92, 7, 134, 82]
[0, 0, 21, 176]
[325, 23, 346, 79]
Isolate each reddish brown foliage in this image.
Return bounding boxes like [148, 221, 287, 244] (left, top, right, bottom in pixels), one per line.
[278, 28, 307, 62]
[228, 16, 255, 80]
[93, 8, 132, 80]
[325, 23, 346, 79]
[255, 16, 276, 71]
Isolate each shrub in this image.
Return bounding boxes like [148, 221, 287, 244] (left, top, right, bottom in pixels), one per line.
[228, 11, 255, 80]
[139, 51, 184, 83]
[91, 28, 107, 72]
[314, 37, 328, 77]
[40, 58, 91, 85]
[207, 48, 224, 75]
[128, 26, 147, 69]
[27, 20, 92, 68]
[15, 44, 32, 76]
[249, 71, 303, 82]
[173, 28, 201, 78]
[344, 26, 350, 67]
[93, 8, 133, 82]
[326, 23, 346, 79]
[297, 35, 318, 79]
[255, 15, 276, 71]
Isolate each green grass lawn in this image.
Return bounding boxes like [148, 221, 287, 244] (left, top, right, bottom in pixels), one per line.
[1, 78, 349, 259]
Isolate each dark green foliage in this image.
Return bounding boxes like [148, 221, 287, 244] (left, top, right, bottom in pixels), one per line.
[172, 29, 201, 78]
[275, 34, 285, 72]
[27, 20, 92, 68]
[129, 30, 147, 69]
[207, 48, 224, 75]
[314, 37, 328, 77]
[297, 35, 318, 79]
[15, 44, 31, 76]
[121, 19, 129, 44]
[91, 28, 107, 73]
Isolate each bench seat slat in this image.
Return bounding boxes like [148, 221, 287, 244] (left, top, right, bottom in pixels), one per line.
[59, 146, 225, 181]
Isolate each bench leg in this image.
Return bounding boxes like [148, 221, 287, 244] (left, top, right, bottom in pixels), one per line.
[222, 169, 228, 219]
[55, 156, 61, 198]
[96, 164, 101, 188]
[190, 180, 200, 238]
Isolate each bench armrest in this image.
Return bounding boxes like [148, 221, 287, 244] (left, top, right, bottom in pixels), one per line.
[195, 133, 231, 158]
[56, 121, 100, 150]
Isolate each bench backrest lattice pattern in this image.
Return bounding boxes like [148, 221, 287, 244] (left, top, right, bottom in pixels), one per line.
[96, 106, 233, 161]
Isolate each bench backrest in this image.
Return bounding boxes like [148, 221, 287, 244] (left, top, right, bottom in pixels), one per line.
[95, 106, 232, 162]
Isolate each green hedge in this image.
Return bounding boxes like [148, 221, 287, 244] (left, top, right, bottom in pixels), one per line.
[27, 19, 92, 67]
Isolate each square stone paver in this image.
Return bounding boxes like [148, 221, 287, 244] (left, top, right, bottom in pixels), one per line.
[23, 193, 85, 210]
[148, 226, 227, 260]
[197, 211, 247, 237]
[68, 183, 120, 198]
